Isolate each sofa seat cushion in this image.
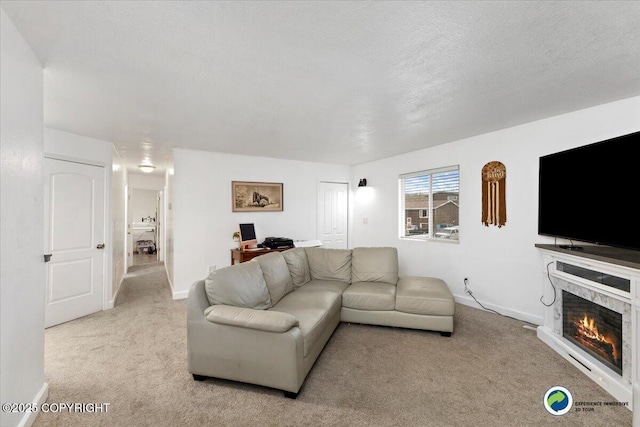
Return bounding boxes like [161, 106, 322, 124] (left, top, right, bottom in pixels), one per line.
[205, 261, 271, 309]
[270, 290, 341, 357]
[395, 276, 455, 316]
[254, 252, 294, 305]
[294, 279, 350, 295]
[206, 304, 299, 333]
[305, 247, 352, 283]
[351, 247, 399, 284]
[342, 282, 396, 311]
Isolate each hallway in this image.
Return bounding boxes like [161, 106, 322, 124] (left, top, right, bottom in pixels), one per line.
[116, 261, 171, 305]
[132, 251, 159, 267]
[37, 261, 181, 426]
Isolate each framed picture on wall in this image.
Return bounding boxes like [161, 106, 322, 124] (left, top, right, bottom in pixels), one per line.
[232, 181, 283, 212]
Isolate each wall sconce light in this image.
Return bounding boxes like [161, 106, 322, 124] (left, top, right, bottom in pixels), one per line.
[358, 178, 367, 187]
[138, 164, 156, 173]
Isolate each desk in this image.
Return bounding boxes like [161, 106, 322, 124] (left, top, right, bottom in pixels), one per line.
[230, 248, 289, 265]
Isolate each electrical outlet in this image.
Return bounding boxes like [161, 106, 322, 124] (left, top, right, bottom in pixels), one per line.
[209, 265, 217, 273]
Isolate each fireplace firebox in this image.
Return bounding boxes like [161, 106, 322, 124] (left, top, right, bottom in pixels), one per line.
[562, 291, 623, 376]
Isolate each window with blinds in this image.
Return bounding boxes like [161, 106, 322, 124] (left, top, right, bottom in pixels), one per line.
[399, 166, 459, 241]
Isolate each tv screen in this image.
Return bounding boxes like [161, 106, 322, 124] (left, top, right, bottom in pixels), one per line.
[538, 130, 640, 251]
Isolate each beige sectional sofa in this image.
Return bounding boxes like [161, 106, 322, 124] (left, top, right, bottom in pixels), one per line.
[187, 246, 455, 398]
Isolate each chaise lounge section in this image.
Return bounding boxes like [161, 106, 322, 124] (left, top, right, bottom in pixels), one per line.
[340, 247, 454, 335]
[187, 246, 455, 397]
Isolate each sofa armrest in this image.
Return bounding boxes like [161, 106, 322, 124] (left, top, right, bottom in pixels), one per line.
[187, 281, 305, 392]
[206, 305, 298, 333]
[188, 280, 211, 320]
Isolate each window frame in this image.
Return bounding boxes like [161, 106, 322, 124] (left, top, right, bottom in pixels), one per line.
[399, 165, 459, 242]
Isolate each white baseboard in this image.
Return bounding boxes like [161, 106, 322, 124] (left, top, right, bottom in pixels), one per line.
[164, 266, 182, 301]
[18, 382, 48, 427]
[453, 293, 543, 326]
[106, 275, 125, 309]
[164, 265, 173, 290]
[172, 289, 188, 300]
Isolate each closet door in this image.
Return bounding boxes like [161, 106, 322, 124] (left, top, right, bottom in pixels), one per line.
[317, 182, 348, 249]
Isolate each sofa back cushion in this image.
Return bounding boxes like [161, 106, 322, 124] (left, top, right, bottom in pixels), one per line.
[255, 252, 294, 305]
[282, 248, 311, 288]
[351, 247, 399, 285]
[305, 248, 352, 283]
[205, 261, 271, 309]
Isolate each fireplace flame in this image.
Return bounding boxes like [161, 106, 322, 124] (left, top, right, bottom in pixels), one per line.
[576, 315, 619, 362]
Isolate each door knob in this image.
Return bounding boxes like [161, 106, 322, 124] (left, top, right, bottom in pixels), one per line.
[44, 254, 52, 262]
[97, 243, 105, 249]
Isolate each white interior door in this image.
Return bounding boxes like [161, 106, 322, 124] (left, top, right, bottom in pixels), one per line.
[126, 185, 133, 268]
[44, 158, 105, 328]
[157, 190, 163, 261]
[317, 182, 348, 249]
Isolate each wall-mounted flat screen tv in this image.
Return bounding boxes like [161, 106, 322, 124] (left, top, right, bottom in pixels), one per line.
[538, 130, 640, 251]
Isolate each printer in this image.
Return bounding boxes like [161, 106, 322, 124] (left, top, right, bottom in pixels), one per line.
[262, 237, 295, 249]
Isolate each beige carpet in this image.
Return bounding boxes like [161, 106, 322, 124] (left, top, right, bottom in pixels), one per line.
[34, 262, 632, 426]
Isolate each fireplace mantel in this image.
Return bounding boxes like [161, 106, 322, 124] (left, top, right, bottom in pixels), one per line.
[535, 244, 640, 270]
[536, 245, 639, 412]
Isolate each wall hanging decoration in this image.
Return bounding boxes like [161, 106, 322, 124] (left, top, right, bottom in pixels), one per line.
[232, 181, 283, 212]
[481, 161, 506, 227]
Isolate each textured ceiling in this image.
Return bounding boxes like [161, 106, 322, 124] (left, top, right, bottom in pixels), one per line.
[2, 1, 640, 174]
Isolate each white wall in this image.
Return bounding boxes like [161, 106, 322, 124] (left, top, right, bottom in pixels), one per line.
[0, 9, 47, 427]
[111, 148, 127, 304]
[44, 127, 113, 165]
[128, 172, 165, 190]
[131, 189, 158, 222]
[352, 96, 640, 324]
[172, 149, 350, 298]
[43, 127, 115, 307]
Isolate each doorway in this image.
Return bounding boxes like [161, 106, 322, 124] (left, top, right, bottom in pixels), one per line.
[129, 188, 160, 266]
